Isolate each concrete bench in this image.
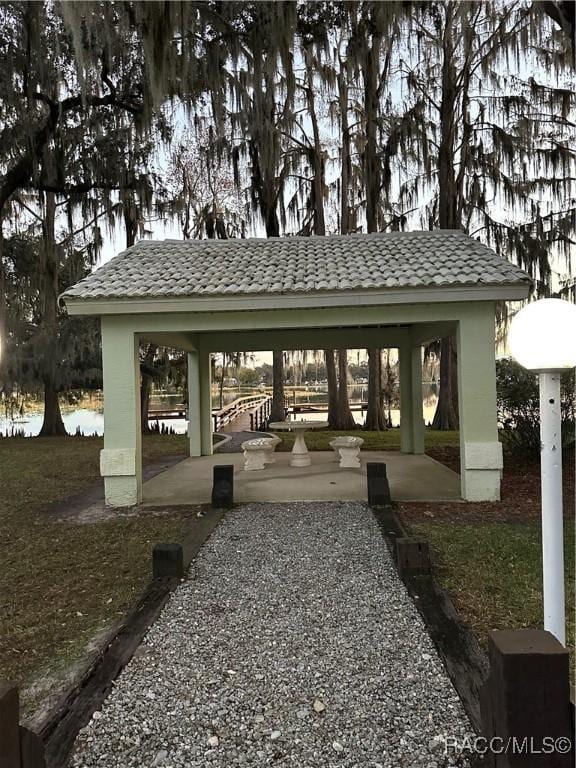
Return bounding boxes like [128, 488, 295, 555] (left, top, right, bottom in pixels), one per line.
[262, 435, 282, 463]
[241, 437, 281, 471]
[329, 436, 364, 468]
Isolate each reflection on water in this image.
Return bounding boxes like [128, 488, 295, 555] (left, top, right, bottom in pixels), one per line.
[0, 408, 105, 438]
[1, 383, 438, 437]
[284, 383, 438, 426]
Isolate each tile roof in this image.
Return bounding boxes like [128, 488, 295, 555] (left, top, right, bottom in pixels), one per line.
[62, 230, 531, 302]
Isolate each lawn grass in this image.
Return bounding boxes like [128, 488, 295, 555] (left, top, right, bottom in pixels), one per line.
[4, 428, 569, 716]
[275, 427, 460, 451]
[1, 428, 457, 712]
[0, 434, 189, 714]
[409, 520, 575, 664]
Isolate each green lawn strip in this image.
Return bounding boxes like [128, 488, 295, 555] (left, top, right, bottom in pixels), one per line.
[409, 521, 575, 665]
[0, 429, 461, 710]
[0, 434, 189, 711]
[275, 428, 460, 451]
[0, 434, 188, 517]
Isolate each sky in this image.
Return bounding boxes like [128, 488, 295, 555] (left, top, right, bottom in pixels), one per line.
[92, 19, 575, 363]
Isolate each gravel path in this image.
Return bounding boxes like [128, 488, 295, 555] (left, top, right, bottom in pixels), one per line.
[71, 503, 472, 767]
[215, 431, 262, 453]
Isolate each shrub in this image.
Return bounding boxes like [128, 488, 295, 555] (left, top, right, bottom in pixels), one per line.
[496, 358, 575, 456]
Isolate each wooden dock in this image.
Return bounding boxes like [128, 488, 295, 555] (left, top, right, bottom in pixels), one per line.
[148, 394, 273, 434]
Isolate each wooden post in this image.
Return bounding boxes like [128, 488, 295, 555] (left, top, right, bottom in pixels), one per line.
[366, 462, 391, 506]
[152, 543, 184, 579]
[212, 465, 234, 509]
[396, 538, 431, 576]
[20, 726, 46, 768]
[480, 629, 573, 767]
[0, 683, 47, 767]
[0, 683, 20, 768]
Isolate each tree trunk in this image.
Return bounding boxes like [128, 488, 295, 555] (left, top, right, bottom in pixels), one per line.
[123, 190, 137, 248]
[432, 336, 459, 430]
[325, 350, 339, 428]
[382, 349, 395, 428]
[141, 375, 153, 433]
[249, 46, 285, 421]
[305, 49, 326, 237]
[432, 7, 460, 430]
[270, 349, 285, 422]
[339, 69, 351, 235]
[219, 354, 227, 409]
[365, 349, 385, 430]
[324, 357, 339, 427]
[39, 191, 67, 436]
[363, 28, 385, 234]
[305, 53, 346, 430]
[140, 343, 157, 434]
[255, 151, 284, 419]
[335, 349, 356, 430]
[0, 219, 5, 359]
[437, 4, 458, 232]
[40, 385, 66, 436]
[361, 32, 387, 431]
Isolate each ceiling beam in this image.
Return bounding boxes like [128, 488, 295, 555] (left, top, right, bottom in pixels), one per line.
[198, 326, 412, 352]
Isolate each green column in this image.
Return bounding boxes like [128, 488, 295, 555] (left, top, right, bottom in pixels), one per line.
[100, 317, 142, 506]
[399, 346, 414, 453]
[456, 302, 502, 501]
[200, 350, 213, 455]
[411, 346, 425, 455]
[187, 351, 201, 457]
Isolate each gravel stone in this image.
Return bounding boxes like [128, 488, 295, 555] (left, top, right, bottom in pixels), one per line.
[70, 502, 473, 767]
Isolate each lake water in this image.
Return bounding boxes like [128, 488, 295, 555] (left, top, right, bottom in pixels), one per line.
[0, 405, 189, 438]
[0, 385, 438, 437]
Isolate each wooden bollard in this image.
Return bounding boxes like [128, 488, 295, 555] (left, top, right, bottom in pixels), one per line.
[480, 629, 573, 767]
[396, 537, 431, 576]
[152, 543, 184, 579]
[0, 683, 20, 768]
[20, 726, 46, 768]
[0, 683, 46, 767]
[212, 465, 234, 509]
[366, 462, 391, 506]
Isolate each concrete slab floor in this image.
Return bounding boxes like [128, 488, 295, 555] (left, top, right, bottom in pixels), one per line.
[142, 451, 461, 506]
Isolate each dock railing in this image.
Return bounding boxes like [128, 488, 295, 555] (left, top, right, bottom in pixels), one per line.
[212, 394, 272, 433]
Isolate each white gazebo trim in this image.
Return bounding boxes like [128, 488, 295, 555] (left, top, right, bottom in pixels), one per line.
[62, 284, 529, 316]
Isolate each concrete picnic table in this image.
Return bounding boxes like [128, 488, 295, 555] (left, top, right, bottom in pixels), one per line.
[268, 420, 329, 467]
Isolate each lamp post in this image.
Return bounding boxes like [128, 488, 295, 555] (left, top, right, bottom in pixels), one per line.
[509, 298, 576, 645]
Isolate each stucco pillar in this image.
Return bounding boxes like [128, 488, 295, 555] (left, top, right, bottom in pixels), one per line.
[400, 345, 425, 454]
[187, 351, 201, 457]
[199, 350, 213, 455]
[456, 302, 503, 501]
[100, 318, 142, 506]
[399, 346, 414, 453]
[411, 346, 425, 454]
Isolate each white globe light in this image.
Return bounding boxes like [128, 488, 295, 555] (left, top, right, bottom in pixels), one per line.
[509, 298, 576, 371]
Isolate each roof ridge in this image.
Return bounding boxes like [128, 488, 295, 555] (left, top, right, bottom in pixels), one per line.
[160, 229, 471, 245]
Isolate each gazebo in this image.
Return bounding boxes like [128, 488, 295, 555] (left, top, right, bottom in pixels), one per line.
[61, 230, 531, 507]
